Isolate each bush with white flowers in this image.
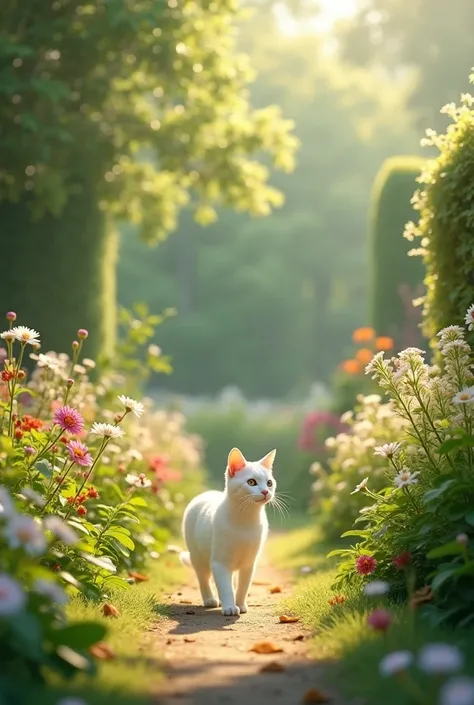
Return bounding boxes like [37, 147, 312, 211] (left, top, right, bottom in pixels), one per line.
[311, 394, 408, 541]
[0, 308, 203, 700]
[331, 311, 474, 627]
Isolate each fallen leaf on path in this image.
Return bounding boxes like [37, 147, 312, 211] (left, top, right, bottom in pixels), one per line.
[90, 642, 116, 660]
[186, 610, 196, 615]
[410, 585, 433, 609]
[129, 571, 149, 582]
[102, 603, 120, 618]
[249, 641, 284, 655]
[179, 599, 192, 604]
[253, 580, 271, 586]
[293, 634, 305, 641]
[302, 688, 331, 703]
[184, 637, 196, 643]
[279, 615, 299, 623]
[269, 586, 282, 594]
[260, 661, 285, 673]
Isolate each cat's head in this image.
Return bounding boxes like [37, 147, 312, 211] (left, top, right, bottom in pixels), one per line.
[225, 447, 276, 506]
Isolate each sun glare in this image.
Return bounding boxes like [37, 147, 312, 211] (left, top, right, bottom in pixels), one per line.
[274, 0, 358, 36]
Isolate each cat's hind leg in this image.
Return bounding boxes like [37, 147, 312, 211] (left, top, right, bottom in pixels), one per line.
[192, 556, 219, 608]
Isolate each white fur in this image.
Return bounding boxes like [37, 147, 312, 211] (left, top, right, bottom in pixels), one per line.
[181, 448, 276, 616]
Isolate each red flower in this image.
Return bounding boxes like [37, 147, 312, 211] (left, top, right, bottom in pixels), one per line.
[356, 555, 377, 575]
[298, 411, 348, 453]
[392, 551, 411, 570]
[88, 487, 99, 499]
[66, 497, 76, 505]
[77, 506, 87, 516]
[14, 429, 23, 440]
[367, 608, 392, 632]
[21, 414, 43, 432]
[1, 370, 14, 382]
[76, 493, 87, 504]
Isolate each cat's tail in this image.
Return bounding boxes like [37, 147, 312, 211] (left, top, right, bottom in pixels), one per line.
[179, 551, 191, 568]
[167, 543, 191, 567]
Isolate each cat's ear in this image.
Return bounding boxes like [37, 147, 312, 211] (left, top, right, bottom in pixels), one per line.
[260, 449, 276, 471]
[227, 447, 247, 477]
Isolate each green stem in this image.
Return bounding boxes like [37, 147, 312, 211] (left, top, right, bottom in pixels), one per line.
[64, 437, 108, 519]
[42, 460, 75, 512]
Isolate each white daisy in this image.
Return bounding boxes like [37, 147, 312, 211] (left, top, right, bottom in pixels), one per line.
[418, 643, 464, 675]
[453, 387, 474, 404]
[82, 358, 96, 369]
[364, 580, 390, 597]
[440, 677, 474, 705]
[4, 514, 46, 556]
[20, 487, 46, 508]
[351, 477, 369, 495]
[118, 395, 145, 418]
[34, 578, 68, 605]
[125, 473, 152, 488]
[36, 353, 59, 370]
[374, 442, 402, 459]
[379, 651, 413, 676]
[0, 488, 16, 519]
[437, 325, 465, 339]
[465, 303, 474, 331]
[90, 422, 125, 439]
[11, 326, 41, 346]
[0, 330, 15, 342]
[0, 574, 26, 615]
[394, 469, 419, 489]
[44, 516, 78, 545]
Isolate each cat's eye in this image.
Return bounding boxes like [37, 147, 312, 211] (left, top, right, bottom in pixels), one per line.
[267, 480, 273, 487]
[247, 479, 257, 486]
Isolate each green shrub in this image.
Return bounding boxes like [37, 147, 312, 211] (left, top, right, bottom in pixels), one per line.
[370, 155, 426, 347]
[405, 81, 474, 350]
[333, 326, 474, 626]
[0, 189, 116, 360]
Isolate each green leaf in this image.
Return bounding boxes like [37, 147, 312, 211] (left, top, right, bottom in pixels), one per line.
[50, 622, 107, 650]
[128, 496, 148, 507]
[427, 541, 465, 559]
[438, 435, 474, 454]
[103, 576, 130, 591]
[423, 480, 456, 503]
[81, 553, 117, 572]
[327, 549, 352, 558]
[35, 459, 53, 478]
[465, 510, 474, 527]
[431, 568, 457, 591]
[104, 530, 135, 551]
[340, 530, 370, 538]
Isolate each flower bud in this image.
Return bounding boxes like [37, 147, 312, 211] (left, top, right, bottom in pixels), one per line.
[6, 311, 16, 322]
[72, 340, 79, 350]
[77, 328, 88, 340]
[456, 533, 469, 546]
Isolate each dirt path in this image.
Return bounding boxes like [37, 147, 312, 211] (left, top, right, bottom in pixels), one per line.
[150, 551, 342, 705]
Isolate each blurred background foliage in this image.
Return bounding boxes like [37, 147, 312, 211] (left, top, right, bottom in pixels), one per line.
[2, 0, 470, 496]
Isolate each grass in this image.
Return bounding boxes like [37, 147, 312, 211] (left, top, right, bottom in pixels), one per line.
[269, 527, 474, 705]
[35, 552, 185, 705]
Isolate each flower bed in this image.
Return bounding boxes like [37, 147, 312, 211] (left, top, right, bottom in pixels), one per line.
[0, 310, 202, 701]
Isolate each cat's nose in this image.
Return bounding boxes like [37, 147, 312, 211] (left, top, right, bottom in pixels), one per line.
[261, 489, 269, 497]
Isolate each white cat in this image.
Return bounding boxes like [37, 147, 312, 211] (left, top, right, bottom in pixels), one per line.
[180, 447, 277, 616]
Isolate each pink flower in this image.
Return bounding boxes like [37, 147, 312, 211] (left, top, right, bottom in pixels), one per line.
[298, 411, 348, 453]
[392, 551, 411, 570]
[53, 406, 85, 435]
[77, 329, 88, 340]
[66, 440, 93, 467]
[6, 312, 17, 322]
[356, 555, 377, 575]
[368, 608, 392, 632]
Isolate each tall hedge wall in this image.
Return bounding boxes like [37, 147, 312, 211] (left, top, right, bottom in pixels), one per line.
[370, 155, 426, 347]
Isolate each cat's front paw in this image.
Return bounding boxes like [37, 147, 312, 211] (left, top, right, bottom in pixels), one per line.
[237, 603, 248, 614]
[221, 605, 240, 616]
[203, 597, 219, 608]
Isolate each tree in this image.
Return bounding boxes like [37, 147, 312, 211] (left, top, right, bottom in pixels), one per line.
[338, 0, 474, 128]
[0, 0, 296, 355]
[119, 9, 418, 397]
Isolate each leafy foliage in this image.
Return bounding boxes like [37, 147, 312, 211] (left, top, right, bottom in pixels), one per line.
[405, 77, 474, 352]
[332, 325, 474, 626]
[0, 308, 203, 700]
[119, 12, 417, 397]
[370, 156, 426, 349]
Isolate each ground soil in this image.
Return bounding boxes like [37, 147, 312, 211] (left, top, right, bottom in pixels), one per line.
[151, 552, 347, 705]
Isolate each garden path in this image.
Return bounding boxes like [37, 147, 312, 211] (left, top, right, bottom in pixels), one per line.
[151, 552, 349, 705]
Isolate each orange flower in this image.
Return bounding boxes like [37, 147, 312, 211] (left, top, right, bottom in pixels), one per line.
[375, 336, 394, 351]
[356, 348, 374, 365]
[340, 359, 361, 375]
[352, 327, 375, 343]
